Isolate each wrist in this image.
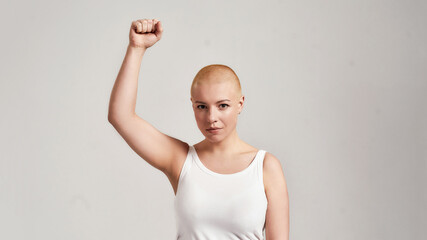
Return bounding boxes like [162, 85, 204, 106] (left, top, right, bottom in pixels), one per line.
[127, 44, 147, 53]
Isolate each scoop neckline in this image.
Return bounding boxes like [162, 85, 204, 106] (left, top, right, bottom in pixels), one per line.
[191, 145, 261, 177]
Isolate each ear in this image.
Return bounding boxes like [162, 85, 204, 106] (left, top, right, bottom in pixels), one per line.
[238, 95, 244, 113]
[190, 97, 195, 108]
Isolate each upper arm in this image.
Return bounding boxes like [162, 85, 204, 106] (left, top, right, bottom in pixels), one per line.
[108, 114, 188, 176]
[263, 152, 290, 240]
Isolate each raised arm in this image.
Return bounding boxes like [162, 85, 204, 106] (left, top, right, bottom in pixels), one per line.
[108, 19, 188, 188]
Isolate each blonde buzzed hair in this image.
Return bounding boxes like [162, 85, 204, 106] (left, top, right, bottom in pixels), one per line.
[191, 64, 242, 98]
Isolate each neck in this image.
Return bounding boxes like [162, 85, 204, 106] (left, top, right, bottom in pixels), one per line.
[201, 128, 245, 154]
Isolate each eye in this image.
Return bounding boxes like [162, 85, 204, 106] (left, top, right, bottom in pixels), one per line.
[196, 105, 206, 109]
[219, 104, 229, 109]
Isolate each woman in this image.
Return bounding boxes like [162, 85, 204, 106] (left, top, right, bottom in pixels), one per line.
[108, 18, 289, 240]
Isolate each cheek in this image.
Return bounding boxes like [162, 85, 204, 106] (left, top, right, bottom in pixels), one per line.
[194, 113, 205, 126]
[194, 111, 203, 120]
[224, 112, 238, 124]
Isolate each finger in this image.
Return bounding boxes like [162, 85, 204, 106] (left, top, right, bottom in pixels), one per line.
[153, 19, 161, 31]
[153, 19, 161, 32]
[143, 19, 148, 32]
[154, 20, 163, 38]
[152, 19, 157, 32]
[137, 19, 145, 32]
[157, 20, 163, 33]
[131, 21, 137, 32]
[147, 19, 154, 32]
[135, 21, 142, 33]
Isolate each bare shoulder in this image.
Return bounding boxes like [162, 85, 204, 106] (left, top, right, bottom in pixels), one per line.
[263, 152, 287, 194]
[262, 152, 290, 239]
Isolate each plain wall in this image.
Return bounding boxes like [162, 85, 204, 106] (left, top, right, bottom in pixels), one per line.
[1, 0, 426, 239]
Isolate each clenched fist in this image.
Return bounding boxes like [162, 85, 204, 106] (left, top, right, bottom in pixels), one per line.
[129, 19, 163, 49]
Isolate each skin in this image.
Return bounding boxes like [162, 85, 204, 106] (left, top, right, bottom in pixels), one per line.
[190, 65, 244, 149]
[190, 67, 290, 239]
[108, 18, 289, 240]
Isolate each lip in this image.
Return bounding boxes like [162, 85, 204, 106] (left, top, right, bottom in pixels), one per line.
[207, 128, 222, 133]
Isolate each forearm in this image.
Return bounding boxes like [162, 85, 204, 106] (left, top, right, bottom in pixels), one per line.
[108, 44, 147, 122]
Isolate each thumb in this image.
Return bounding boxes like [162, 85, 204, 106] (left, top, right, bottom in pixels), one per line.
[154, 19, 163, 38]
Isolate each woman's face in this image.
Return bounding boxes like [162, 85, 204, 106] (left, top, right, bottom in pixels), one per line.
[191, 81, 243, 142]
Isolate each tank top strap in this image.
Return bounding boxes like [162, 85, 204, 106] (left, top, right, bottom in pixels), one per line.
[256, 149, 267, 186]
[177, 144, 193, 185]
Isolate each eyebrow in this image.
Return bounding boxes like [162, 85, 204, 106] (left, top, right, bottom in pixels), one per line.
[195, 99, 231, 104]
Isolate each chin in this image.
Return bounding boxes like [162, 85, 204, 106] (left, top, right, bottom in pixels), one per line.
[204, 135, 223, 143]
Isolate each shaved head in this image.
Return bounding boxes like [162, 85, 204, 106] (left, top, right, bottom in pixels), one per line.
[191, 64, 242, 99]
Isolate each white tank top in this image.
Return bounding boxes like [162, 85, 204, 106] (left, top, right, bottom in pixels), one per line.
[174, 145, 268, 240]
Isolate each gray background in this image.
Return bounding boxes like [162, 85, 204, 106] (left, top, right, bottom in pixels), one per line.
[1, 0, 426, 239]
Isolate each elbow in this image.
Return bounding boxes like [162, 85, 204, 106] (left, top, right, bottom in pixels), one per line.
[108, 111, 134, 125]
[108, 115, 115, 125]
[108, 112, 119, 125]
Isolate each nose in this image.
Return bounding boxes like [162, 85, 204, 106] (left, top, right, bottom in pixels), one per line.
[207, 107, 218, 123]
